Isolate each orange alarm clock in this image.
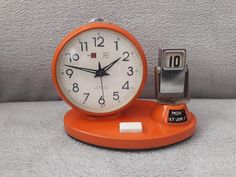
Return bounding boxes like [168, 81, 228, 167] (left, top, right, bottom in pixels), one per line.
[52, 19, 197, 149]
[52, 20, 147, 116]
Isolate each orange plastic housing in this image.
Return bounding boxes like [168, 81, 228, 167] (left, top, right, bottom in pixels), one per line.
[64, 99, 197, 149]
[52, 22, 147, 116]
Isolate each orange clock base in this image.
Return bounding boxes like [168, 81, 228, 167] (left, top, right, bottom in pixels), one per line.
[64, 99, 197, 149]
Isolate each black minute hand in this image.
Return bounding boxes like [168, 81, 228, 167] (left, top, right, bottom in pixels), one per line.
[65, 64, 97, 74]
[102, 57, 121, 72]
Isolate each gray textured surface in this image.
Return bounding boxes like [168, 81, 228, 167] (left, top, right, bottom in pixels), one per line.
[0, 99, 236, 177]
[0, 0, 236, 102]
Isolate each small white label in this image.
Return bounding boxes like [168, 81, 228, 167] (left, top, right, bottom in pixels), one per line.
[119, 122, 142, 133]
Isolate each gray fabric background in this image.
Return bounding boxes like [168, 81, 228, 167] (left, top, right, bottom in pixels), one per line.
[0, 100, 235, 177]
[0, 0, 236, 102]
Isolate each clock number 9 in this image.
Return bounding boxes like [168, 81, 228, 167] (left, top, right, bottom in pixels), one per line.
[169, 55, 181, 68]
[72, 83, 79, 92]
[66, 69, 73, 78]
[65, 53, 80, 62]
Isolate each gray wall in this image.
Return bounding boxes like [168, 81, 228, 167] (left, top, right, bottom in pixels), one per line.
[0, 0, 236, 102]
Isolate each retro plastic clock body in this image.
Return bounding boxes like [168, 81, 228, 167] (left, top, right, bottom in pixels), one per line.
[52, 20, 197, 150]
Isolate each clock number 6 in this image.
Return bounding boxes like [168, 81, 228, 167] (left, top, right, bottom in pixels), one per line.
[98, 96, 105, 105]
[72, 83, 79, 92]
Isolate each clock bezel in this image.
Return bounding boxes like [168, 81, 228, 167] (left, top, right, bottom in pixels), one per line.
[52, 22, 147, 116]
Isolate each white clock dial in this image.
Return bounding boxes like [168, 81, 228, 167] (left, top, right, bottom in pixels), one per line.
[56, 28, 144, 114]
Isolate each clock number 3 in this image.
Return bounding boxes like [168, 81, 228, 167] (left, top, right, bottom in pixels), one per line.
[127, 66, 133, 76]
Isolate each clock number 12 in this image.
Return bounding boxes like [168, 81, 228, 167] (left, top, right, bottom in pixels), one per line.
[93, 37, 104, 47]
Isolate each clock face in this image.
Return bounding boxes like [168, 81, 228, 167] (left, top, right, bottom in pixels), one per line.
[55, 27, 145, 114]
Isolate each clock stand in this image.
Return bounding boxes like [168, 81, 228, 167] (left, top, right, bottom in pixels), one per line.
[64, 49, 197, 149]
